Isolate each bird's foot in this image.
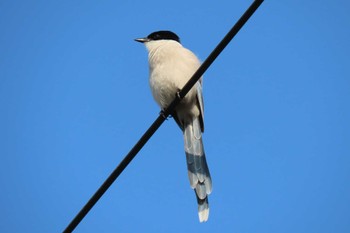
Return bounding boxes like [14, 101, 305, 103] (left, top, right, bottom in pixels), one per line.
[159, 110, 168, 120]
[176, 91, 182, 100]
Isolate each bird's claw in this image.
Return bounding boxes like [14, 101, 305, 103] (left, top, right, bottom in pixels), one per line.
[159, 110, 167, 120]
[176, 91, 182, 100]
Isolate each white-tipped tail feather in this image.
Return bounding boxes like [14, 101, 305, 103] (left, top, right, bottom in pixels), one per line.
[184, 117, 212, 222]
[199, 206, 209, 223]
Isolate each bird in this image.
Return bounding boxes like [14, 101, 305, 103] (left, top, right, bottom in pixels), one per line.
[135, 30, 212, 222]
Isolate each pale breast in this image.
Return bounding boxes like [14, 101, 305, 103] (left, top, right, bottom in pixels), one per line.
[147, 40, 201, 109]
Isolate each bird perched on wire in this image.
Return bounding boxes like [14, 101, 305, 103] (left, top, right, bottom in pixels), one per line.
[135, 30, 212, 222]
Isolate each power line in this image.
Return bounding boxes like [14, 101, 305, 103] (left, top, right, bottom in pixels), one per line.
[63, 0, 264, 232]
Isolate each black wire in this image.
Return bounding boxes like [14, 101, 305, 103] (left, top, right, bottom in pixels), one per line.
[63, 0, 264, 232]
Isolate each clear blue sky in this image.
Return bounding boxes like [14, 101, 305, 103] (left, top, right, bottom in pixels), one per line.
[1, 1, 349, 232]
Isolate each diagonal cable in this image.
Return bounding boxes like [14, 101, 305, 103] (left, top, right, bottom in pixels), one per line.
[63, 0, 264, 232]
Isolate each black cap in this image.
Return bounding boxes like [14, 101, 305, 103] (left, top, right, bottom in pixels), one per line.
[135, 30, 180, 43]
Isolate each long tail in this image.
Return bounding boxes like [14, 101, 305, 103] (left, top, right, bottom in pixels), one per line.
[184, 117, 212, 222]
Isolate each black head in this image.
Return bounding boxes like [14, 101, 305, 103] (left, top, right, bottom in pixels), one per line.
[147, 31, 180, 42]
[135, 30, 180, 43]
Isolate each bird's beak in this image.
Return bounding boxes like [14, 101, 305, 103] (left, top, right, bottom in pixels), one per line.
[134, 37, 150, 43]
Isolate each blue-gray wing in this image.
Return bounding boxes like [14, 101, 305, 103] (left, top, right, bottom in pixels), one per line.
[196, 81, 205, 132]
